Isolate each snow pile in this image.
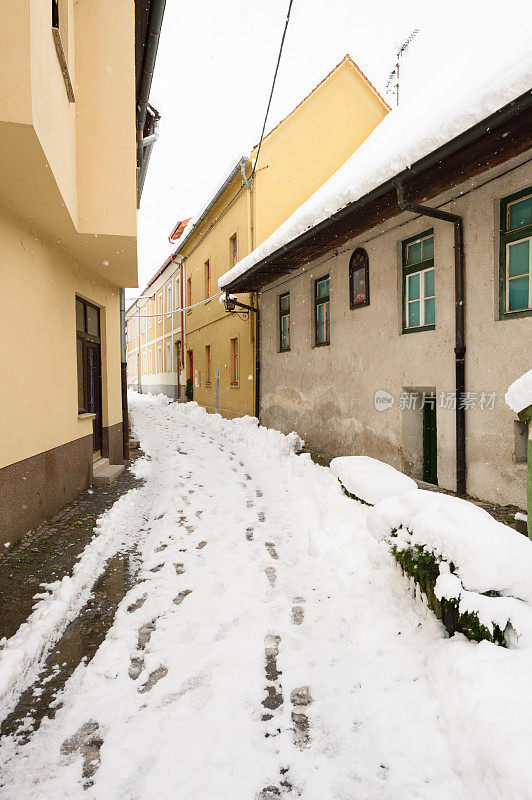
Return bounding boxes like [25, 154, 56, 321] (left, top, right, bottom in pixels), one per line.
[219, 52, 532, 288]
[506, 369, 532, 414]
[330, 455, 418, 504]
[368, 489, 532, 644]
[133, 395, 305, 459]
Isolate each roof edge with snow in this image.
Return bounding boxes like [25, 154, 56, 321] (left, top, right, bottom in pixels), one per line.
[219, 75, 532, 291]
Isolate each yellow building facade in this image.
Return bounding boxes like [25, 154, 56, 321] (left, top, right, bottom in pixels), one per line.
[179, 56, 389, 418]
[0, 0, 155, 543]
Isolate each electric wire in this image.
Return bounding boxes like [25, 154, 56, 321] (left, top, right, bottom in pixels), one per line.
[252, 0, 294, 179]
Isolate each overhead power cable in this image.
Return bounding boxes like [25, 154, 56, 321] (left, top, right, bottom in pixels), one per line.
[252, 0, 295, 178]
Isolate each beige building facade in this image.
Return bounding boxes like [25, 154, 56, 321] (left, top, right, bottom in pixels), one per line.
[0, 1, 160, 543]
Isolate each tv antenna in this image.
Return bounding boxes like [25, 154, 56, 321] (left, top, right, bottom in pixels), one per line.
[386, 28, 419, 107]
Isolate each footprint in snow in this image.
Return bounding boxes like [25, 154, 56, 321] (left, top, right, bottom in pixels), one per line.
[127, 594, 147, 613]
[138, 666, 168, 694]
[265, 542, 278, 560]
[173, 590, 192, 606]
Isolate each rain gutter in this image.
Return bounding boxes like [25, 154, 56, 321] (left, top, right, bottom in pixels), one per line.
[172, 158, 249, 257]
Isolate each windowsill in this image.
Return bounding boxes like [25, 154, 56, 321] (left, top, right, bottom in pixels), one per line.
[205, 382, 212, 387]
[402, 324, 435, 335]
[52, 28, 75, 102]
[314, 341, 330, 347]
[230, 382, 239, 388]
[279, 348, 291, 353]
[78, 412, 96, 421]
[500, 309, 532, 320]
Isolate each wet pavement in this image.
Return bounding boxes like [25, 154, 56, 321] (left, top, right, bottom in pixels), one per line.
[0, 453, 145, 742]
[0, 550, 140, 742]
[0, 455, 144, 642]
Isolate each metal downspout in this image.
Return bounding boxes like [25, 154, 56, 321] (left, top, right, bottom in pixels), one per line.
[136, 0, 166, 194]
[120, 288, 130, 461]
[254, 301, 260, 420]
[395, 182, 466, 495]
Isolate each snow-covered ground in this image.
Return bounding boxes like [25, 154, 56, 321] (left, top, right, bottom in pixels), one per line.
[1, 392, 532, 799]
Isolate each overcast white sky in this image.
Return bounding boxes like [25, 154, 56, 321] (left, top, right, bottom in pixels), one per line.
[131, 0, 532, 298]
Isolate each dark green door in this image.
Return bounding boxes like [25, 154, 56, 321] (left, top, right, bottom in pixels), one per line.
[423, 397, 438, 484]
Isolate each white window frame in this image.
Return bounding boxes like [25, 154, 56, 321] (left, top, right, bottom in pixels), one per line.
[166, 284, 172, 317]
[157, 344, 162, 373]
[165, 341, 171, 372]
[148, 350, 153, 374]
[505, 236, 532, 313]
[148, 300, 153, 328]
[405, 266, 435, 329]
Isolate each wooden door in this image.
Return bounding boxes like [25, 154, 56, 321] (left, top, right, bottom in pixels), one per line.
[423, 397, 438, 484]
[86, 342, 102, 452]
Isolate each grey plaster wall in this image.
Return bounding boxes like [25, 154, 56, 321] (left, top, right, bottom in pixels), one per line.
[258, 155, 532, 508]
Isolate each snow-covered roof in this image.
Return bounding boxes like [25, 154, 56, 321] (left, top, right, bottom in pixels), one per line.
[219, 53, 532, 289]
[171, 157, 249, 256]
[506, 370, 532, 415]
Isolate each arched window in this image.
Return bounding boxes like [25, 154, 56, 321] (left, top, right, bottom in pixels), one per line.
[349, 248, 370, 309]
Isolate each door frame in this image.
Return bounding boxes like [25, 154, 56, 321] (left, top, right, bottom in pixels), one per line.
[76, 297, 103, 453]
[422, 396, 438, 484]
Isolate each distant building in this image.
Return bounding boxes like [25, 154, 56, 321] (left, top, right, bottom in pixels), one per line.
[0, 0, 164, 543]
[220, 67, 532, 509]
[126, 248, 186, 401]
[132, 56, 389, 415]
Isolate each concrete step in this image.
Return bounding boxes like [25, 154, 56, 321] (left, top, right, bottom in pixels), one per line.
[92, 458, 125, 486]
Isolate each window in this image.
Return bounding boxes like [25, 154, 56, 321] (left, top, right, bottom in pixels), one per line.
[349, 248, 370, 309]
[157, 345, 162, 373]
[175, 277, 180, 310]
[166, 284, 172, 316]
[231, 338, 239, 384]
[315, 276, 330, 346]
[148, 300, 153, 328]
[149, 350, 153, 374]
[230, 235, 238, 267]
[187, 277, 192, 312]
[205, 261, 211, 299]
[76, 297, 101, 414]
[205, 345, 211, 384]
[279, 292, 290, 351]
[500, 188, 532, 317]
[402, 230, 435, 332]
[165, 341, 171, 372]
[157, 293, 163, 320]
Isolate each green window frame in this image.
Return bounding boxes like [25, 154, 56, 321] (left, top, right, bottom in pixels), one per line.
[315, 275, 330, 346]
[279, 292, 290, 352]
[402, 230, 435, 333]
[499, 186, 532, 319]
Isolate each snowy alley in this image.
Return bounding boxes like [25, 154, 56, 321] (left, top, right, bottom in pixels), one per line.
[1, 392, 532, 800]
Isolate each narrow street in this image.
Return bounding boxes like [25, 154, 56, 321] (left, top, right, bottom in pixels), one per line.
[0, 394, 523, 799]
